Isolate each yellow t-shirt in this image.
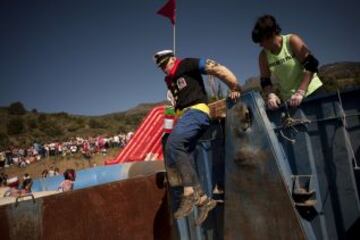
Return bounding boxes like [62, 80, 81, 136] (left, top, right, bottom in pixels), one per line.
[265, 34, 323, 100]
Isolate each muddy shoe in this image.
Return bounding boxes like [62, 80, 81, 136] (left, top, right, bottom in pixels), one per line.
[195, 198, 217, 225]
[174, 194, 197, 219]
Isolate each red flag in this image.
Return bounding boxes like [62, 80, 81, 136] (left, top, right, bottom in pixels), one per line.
[157, 0, 176, 25]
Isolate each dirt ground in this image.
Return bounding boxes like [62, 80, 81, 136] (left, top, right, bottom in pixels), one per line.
[1, 148, 121, 179]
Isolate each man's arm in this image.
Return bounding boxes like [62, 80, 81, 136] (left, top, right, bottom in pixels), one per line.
[204, 59, 240, 90]
[204, 59, 241, 101]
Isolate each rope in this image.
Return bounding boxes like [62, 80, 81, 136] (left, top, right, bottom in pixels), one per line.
[278, 102, 311, 143]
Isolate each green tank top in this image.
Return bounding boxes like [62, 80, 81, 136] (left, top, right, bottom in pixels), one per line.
[265, 34, 323, 100]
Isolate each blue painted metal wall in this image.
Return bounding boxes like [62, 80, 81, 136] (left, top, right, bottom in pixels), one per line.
[31, 164, 127, 192]
[267, 88, 360, 239]
[31, 161, 164, 192]
[223, 88, 360, 239]
[224, 92, 306, 239]
[165, 121, 225, 240]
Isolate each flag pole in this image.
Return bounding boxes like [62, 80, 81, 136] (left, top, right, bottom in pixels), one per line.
[173, 24, 176, 55]
[173, 7, 176, 55]
[156, 0, 176, 53]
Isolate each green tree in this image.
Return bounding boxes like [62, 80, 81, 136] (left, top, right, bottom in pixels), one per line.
[8, 102, 26, 115]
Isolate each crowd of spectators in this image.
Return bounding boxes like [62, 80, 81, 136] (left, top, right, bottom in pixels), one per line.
[0, 132, 134, 198]
[1, 168, 77, 198]
[1, 172, 33, 197]
[0, 132, 134, 169]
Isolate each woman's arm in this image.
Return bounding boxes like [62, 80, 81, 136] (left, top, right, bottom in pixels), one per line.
[289, 34, 315, 93]
[259, 50, 273, 96]
[289, 34, 319, 106]
[259, 51, 281, 109]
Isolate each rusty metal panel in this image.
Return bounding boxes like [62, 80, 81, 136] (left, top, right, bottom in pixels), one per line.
[1, 198, 43, 240]
[41, 173, 170, 240]
[0, 173, 171, 240]
[224, 93, 306, 240]
[0, 206, 10, 239]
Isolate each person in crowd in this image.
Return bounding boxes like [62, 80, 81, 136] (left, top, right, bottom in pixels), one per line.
[58, 169, 76, 192]
[20, 173, 33, 194]
[252, 14, 323, 109]
[0, 173, 9, 197]
[0, 151, 5, 168]
[19, 158, 27, 168]
[0, 172, 7, 186]
[3, 175, 20, 197]
[5, 149, 12, 166]
[54, 167, 60, 176]
[41, 169, 48, 178]
[48, 166, 55, 177]
[153, 49, 241, 225]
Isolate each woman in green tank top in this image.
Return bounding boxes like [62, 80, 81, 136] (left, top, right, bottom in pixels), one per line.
[251, 15, 323, 109]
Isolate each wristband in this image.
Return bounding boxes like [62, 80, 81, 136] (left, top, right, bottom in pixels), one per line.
[267, 93, 277, 99]
[296, 89, 305, 96]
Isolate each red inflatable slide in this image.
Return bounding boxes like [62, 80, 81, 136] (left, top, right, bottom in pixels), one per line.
[105, 105, 165, 165]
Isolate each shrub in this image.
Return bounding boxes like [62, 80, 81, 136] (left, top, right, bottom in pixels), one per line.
[0, 132, 10, 150]
[7, 117, 25, 135]
[89, 119, 106, 129]
[8, 102, 26, 115]
[38, 114, 47, 123]
[42, 124, 63, 137]
[27, 118, 39, 129]
[68, 123, 81, 132]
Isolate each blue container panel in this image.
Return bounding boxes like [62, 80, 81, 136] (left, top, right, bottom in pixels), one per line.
[32, 164, 126, 192]
[267, 89, 360, 239]
[165, 122, 225, 240]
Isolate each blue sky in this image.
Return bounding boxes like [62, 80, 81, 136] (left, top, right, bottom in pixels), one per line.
[1, 0, 359, 115]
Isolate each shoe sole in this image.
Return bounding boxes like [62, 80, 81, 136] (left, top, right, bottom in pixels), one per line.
[195, 200, 217, 225]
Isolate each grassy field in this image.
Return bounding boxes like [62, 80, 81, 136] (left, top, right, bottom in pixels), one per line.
[2, 148, 121, 179]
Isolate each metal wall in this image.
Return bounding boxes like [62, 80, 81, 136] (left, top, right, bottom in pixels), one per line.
[224, 89, 360, 240]
[31, 160, 164, 192]
[224, 93, 306, 240]
[3, 89, 359, 239]
[267, 88, 360, 239]
[165, 121, 226, 240]
[0, 173, 171, 240]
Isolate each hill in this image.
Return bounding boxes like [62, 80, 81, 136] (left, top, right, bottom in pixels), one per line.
[242, 61, 360, 93]
[2, 62, 359, 150]
[0, 101, 166, 150]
